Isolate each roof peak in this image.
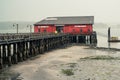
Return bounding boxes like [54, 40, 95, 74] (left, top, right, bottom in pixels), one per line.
[34, 16, 94, 25]
[47, 16, 94, 18]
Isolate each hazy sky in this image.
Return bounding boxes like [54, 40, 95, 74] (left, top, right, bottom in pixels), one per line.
[0, 0, 120, 23]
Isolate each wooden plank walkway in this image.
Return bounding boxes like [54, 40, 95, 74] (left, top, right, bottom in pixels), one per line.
[0, 32, 97, 70]
[0, 33, 70, 69]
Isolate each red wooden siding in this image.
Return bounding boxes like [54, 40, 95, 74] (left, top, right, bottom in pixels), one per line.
[34, 25, 56, 33]
[34, 26, 39, 33]
[34, 24, 93, 35]
[63, 24, 93, 34]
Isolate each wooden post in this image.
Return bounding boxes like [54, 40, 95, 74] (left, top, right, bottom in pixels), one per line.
[33, 41, 36, 56]
[35, 40, 39, 55]
[19, 43, 23, 61]
[57, 37, 59, 47]
[13, 43, 18, 64]
[46, 39, 49, 51]
[26, 42, 29, 58]
[76, 35, 79, 43]
[37, 40, 40, 54]
[41, 40, 44, 53]
[31, 41, 35, 56]
[70, 35, 72, 43]
[38, 40, 40, 53]
[0, 45, 3, 69]
[67, 36, 70, 44]
[45, 39, 47, 51]
[3, 45, 6, 65]
[51, 38, 53, 49]
[48, 39, 50, 51]
[90, 35, 93, 44]
[108, 27, 111, 42]
[29, 41, 33, 56]
[23, 42, 26, 60]
[8, 44, 12, 66]
[41, 39, 44, 53]
[49, 39, 52, 50]
[17, 43, 23, 62]
[86, 36, 88, 44]
[39, 40, 42, 54]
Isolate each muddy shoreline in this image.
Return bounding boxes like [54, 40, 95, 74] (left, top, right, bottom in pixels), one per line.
[1, 45, 120, 80]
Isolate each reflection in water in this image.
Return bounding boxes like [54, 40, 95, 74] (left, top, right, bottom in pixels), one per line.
[94, 26, 120, 49]
[97, 35, 120, 49]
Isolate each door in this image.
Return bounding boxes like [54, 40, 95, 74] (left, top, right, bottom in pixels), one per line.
[56, 26, 64, 33]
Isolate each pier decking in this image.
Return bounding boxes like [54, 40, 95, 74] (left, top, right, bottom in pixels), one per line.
[0, 33, 70, 69]
[0, 32, 97, 69]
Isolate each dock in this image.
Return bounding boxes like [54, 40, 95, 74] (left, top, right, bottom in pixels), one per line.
[0, 33, 70, 69]
[108, 40, 120, 42]
[0, 33, 97, 69]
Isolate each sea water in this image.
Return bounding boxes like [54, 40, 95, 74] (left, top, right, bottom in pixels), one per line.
[94, 24, 120, 49]
[0, 22, 34, 33]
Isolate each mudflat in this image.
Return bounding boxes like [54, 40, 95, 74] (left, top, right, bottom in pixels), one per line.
[8, 45, 120, 80]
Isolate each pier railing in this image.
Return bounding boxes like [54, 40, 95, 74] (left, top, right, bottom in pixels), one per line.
[0, 33, 69, 42]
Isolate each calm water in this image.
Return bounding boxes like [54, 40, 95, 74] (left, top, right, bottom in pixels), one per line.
[0, 22, 34, 33]
[0, 22, 120, 49]
[94, 26, 120, 49]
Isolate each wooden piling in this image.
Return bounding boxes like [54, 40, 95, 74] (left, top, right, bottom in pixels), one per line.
[29, 41, 32, 56]
[37, 40, 41, 54]
[0, 33, 98, 70]
[31, 41, 36, 56]
[17, 43, 23, 62]
[39, 40, 42, 54]
[33, 41, 36, 56]
[7, 44, 12, 66]
[49, 38, 52, 50]
[3, 45, 6, 66]
[23, 42, 27, 60]
[13, 43, 18, 64]
[41, 39, 44, 53]
[34, 44, 38, 55]
[26, 42, 29, 58]
[108, 27, 111, 42]
[0, 45, 3, 69]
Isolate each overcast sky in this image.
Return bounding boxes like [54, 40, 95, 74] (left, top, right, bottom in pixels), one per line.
[0, 0, 120, 23]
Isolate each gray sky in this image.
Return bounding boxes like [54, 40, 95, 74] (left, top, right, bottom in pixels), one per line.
[0, 0, 120, 23]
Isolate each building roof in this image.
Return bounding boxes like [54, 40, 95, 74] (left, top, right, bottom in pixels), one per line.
[34, 16, 94, 25]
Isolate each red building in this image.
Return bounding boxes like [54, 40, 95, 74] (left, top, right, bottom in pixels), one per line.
[34, 16, 94, 35]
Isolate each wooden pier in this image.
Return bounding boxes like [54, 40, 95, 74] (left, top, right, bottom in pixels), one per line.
[0, 32, 97, 69]
[0, 33, 70, 69]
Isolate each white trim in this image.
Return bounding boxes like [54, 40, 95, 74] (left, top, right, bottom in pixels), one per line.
[74, 25, 87, 27]
[38, 26, 49, 28]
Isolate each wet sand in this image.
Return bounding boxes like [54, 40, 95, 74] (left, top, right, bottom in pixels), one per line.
[8, 45, 120, 80]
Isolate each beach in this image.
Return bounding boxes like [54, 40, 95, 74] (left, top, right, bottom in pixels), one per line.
[5, 45, 120, 80]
